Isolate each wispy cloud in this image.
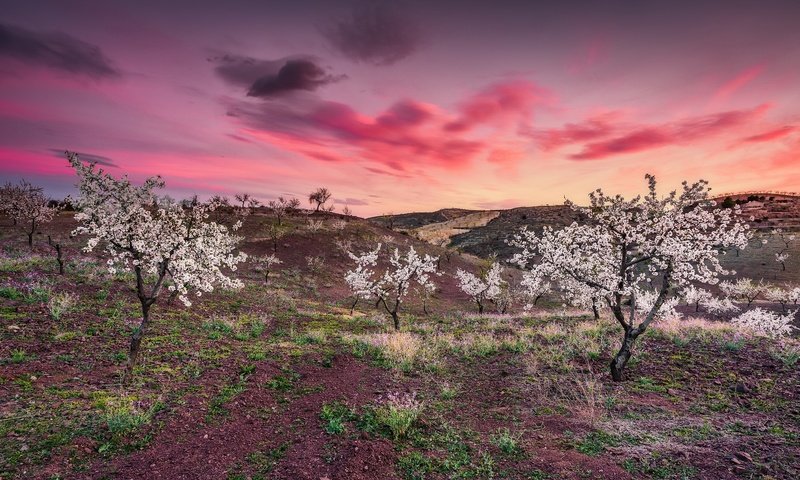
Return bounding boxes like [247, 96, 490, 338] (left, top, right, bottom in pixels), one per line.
[0, 23, 119, 78]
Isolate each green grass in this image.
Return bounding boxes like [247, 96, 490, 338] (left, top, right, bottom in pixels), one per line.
[319, 401, 354, 435]
[491, 428, 523, 457]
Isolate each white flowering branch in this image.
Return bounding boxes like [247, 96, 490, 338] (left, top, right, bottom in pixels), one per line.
[510, 175, 751, 381]
[67, 151, 247, 378]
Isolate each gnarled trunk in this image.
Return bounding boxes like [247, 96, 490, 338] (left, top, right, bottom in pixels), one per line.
[610, 328, 638, 382]
[125, 301, 151, 383]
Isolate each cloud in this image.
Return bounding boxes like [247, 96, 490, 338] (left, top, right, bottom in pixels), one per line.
[211, 54, 344, 97]
[334, 197, 369, 206]
[322, 3, 419, 66]
[224, 80, 553, 174]
[565, 105, 770, 160]
[48, 148, 117, 167]
[445, 81, 550, 133]
[0, 23, 119, 78]
[225, 95, 482, 171]
[526, 114, 618, 151]
[741, 126, 796, 143]
[711, 65, 765, 105]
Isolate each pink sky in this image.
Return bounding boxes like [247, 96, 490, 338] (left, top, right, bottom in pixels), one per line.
[1, 0, 799, 216]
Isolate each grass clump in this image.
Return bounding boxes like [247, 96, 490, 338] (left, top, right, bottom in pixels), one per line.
[320, 401, 355, 435]
[491, 427, 523, 456]
[376, 392, 423, 441]
[48, 292, 76, 321]
[575, 430, 620, 456]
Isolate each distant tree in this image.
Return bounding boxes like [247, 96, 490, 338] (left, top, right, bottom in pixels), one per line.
[455, 262, 505, 314]
[265, 222, 288, 253]
[342, 205, 353, 218]
[67, 152, 247, 380]
[267, 196, 301, 226]
[511, 175, 751, 381]
[721, 196, 736, 209]
[720, 278, 767, 308]
[384, 212, 395, 230]
[9, 180, 59, 247]
[235, 192, 260, 209]
[210, 195, 231, 207]
[345, 244, 439, 329]
[732, 308, 797, 339]
[770, 228, 796, 271]
[308, 187, 332, 212]
[0, 181, 22, 225]
[253, 254, 282, 284]
[765, 286, 794, 313]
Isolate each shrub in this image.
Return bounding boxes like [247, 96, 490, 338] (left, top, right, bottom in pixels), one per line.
[376, 392, 423, 441]
[491, 428, 523, 456]
[320, 401, 354, 435]
[48, 292, 76, 320]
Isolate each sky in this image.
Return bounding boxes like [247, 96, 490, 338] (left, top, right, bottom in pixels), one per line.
[1, 0, 799, 216]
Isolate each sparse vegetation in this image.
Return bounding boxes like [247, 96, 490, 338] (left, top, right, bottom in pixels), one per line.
[0, 172, 797, 479]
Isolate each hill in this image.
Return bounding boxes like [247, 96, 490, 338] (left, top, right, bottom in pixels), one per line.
[375, 194, 800, 283]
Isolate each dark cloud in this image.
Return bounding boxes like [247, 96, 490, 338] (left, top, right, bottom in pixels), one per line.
[322, 3, 419, 66]
[248, 59, 344, 98]
[210, 54, 344, 97]
[210, 53, 284, 88]
[49, 149, 117, 167]
[0, 23, 119, 78]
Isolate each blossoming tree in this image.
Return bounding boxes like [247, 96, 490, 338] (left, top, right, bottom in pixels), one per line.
[67, 152, 247, 378]
[511, 175, 751, 381]
[345, 244, 439, 329]
[732, 308, 798, 339]
[770, 228, 796, 271]
[19, 181, 59, 247]
[455, 262, 505, 313]
[720, 278, 767, 307]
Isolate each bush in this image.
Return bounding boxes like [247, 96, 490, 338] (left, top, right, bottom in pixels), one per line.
[491, 428, 522, 456]
[376, 392, 423, 441]
[48, 292, 76, 320]
[320, 401, 354, 435]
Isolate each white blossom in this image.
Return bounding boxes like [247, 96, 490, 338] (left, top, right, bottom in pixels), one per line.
[509, 175, 751, 380]
[719, 278, 767, 307]
[67, 152, 247, 308]
[1, 180, 59, 246]
[731, 308, 798, 339]
[455, 262, 506, 313]
[345, 244, 439, 329]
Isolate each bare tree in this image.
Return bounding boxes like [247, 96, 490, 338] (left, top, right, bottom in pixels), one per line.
[268, 196, 301, 226]
[266, 222, 288, 253]
[308, 187, 332, 212]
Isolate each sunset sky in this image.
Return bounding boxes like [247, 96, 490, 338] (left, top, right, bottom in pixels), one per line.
[1, 0, 799, 216]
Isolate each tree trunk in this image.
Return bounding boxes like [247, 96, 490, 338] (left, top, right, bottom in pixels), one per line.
[49, 236, 64, 274]
[350, 297, 358, 315]
[610, 329, 638, 382]
[477, 301, 484, 314]
[391, 311, 399, 331]
[592, 302, 600, 320]
[125, 301, 151, 383]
